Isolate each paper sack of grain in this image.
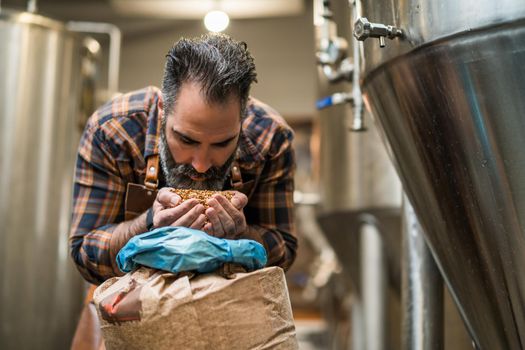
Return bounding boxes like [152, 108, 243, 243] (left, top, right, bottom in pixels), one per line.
[93, 266, 298, 350]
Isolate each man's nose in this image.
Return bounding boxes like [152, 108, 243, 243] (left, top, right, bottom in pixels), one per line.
[191, 150, 212, 174]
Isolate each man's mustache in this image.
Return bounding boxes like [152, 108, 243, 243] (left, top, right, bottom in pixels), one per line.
[172, 163, 224, 180]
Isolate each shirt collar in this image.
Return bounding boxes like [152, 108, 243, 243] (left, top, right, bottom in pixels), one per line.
[236, 123, 265, 168]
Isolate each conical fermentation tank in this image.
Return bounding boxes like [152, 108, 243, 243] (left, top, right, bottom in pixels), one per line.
[0, 8, 89, 349]
[355, 0, 525, 349]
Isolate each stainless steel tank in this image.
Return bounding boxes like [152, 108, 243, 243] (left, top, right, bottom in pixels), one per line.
[315, 0, 402, 289]
[0, 9, 84, 349]
[356, 1, 525, 348]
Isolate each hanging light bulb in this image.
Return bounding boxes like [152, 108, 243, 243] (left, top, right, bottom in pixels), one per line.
[204, 10, 230, 32]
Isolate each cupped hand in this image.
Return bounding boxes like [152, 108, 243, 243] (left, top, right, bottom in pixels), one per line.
[203, 191, 248, 238]
[151, 188, 207, 230]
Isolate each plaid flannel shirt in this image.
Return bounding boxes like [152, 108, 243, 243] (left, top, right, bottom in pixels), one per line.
[69, 86, 297, 284]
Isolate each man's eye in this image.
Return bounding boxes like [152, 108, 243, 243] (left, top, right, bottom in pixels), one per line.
[179, 136, 196, 145]
[213, 141, 231, 148]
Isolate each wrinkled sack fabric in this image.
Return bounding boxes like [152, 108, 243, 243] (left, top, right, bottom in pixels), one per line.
[116, 226, 268, 274]
[94, 266, 299, 350]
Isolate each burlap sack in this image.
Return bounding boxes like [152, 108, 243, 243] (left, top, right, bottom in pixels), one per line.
[93, 266, 298, 350]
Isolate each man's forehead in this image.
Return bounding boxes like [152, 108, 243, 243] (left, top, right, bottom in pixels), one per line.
[178, 81, 241, 107]
[168, 82, 241, 125]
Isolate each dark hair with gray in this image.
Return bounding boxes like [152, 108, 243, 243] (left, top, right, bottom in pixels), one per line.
[162, 33, 257, 117]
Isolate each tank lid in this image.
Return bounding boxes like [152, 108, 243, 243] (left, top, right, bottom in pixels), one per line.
[0, 8, 66, 31]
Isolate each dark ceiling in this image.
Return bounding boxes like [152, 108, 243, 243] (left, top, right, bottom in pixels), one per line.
[1, 0, 197, 36]
[1, 0, 306, 37]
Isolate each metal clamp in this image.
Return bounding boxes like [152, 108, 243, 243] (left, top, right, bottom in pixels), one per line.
[353, 17, 404, 47]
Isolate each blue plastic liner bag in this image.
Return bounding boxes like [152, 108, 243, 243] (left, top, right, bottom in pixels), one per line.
[116, 226, 267, 274]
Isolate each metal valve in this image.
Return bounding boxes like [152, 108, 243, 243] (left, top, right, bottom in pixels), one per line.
[353, 17, 404, 47]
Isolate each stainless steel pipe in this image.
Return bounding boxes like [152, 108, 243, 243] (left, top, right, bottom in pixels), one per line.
[361, 223, 388, 350]
[402, 195, 443, 350]
[66, 21, 121, 97]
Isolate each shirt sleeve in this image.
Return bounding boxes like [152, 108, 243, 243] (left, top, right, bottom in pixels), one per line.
[69, 118, 127, 285]
[243, 125, 298, 271]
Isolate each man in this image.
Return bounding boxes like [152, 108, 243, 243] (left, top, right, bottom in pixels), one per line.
[69, 33, 297, 284]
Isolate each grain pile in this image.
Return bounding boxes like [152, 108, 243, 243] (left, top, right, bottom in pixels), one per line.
[170, 189, 234, 208]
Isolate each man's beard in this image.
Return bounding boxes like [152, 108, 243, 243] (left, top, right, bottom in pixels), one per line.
[159, 124, 237, 191]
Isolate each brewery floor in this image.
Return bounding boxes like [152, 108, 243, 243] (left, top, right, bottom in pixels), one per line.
[293, 309, 330, 349]
[295, 318, 329, 349]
